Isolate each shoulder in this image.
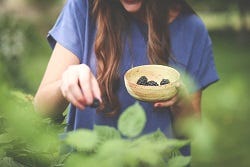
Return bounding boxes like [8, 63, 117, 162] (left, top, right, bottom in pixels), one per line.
[59, 0, 91, 23]
[171, 13, 210, 43]
[63, 0, 88, 11]
[179, 14, 208, 34]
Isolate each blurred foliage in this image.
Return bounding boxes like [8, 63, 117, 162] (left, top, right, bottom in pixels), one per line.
[0, 14, 52, 93]
[188, 0, 250, 13]
[0, 15, 27, 89]
[0, 0, 250, 167]
[187, 0, 250, 32]
[0, 83, 190, 166]
[0, 88, 64, 166]
[187, 30, 249, 167]
[63, 102, 191, 167]
[27, 0, 61, 10]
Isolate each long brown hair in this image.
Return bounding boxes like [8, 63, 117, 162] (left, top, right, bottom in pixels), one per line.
[91, 0, 194, 115]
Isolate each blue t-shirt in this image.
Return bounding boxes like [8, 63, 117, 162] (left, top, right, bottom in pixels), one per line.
[47, 0, 219, 155]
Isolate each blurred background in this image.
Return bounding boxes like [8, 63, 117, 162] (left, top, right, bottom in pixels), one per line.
[0, 0, 249, 167]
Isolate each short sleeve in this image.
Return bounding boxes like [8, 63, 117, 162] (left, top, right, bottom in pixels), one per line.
[185, 17, 219, 92]
[47, 0, 89, 62]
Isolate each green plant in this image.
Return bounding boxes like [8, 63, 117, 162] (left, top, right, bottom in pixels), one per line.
[0, 15, 36, 92]
[27, 0, 60, 10]
[62, 102, 191, 167]
[0, 89, 63, 167]
[0, 84, 191, 167]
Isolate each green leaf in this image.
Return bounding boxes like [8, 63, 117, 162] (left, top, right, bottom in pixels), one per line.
[65, 129, 98, 152]
[167, 156, 191, 167]
[10, 91, 34, 103]
[0, 117, 6, 133]
[135, 129, 168, 143]
[118, 102, 146, 138]
[64, 153, 97, 167]
[0, 133, 13, 144]
[0, 149, 6, 158]
[0, 157, 25, 167]
[126, 141, 165, 166]
[96, 139, 128, 167]
[132, 131, 190, 158]
[94, 125, 121, 145]
[165, 139, 190, 151]
[52, 152, 71, 167]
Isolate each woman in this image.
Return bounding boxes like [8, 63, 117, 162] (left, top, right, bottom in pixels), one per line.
[34, 0, 219, 155]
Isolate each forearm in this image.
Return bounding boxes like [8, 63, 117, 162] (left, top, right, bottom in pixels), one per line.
[34, 79, 69, 118]
[171, 91, 202, 121]
[170, 91, 202, 138]
[171, 88, 202, 119]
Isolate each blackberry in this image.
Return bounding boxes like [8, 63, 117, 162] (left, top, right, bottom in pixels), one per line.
[147, 80, 159, 86]
[160, 79, 170, 85]
[137, 76, 148, 85]
[90, 98, 100, 108]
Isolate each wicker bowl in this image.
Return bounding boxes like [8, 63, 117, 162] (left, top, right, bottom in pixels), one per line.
[124, 65, 180, 102]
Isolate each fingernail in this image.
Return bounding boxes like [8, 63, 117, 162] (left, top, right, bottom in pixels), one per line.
[154, 103, 161, 107]
[79, 105, 85, 110]
[98, 97, 102, 103]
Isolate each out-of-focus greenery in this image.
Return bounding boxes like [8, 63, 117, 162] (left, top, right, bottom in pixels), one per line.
[0, 15, 51, 93]
[0, 85, 64, 166]
[27, 0, 60, 9]
[0, 84, 191, 166]
[0, 0, 250, 167]
[188, 0, 250, 30]
[63, 102, 191, 167]
[190, 30, 250, 167]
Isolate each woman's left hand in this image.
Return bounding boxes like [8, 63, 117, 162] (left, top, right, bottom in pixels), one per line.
[153, 82, 184, 108]
[153, 85, 202, 120]
[153, 94, 180, 108]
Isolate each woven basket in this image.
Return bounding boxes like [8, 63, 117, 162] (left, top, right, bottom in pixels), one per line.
[124, 65, 180, 102]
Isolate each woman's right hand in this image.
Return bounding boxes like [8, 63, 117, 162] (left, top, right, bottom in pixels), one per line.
[60, 64, 102, 110]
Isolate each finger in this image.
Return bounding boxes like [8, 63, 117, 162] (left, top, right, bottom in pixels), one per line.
[61, 75, 87, 109]
[66, 91, 85, 110]
[90, 74, 102, 103]
[174, 81, 181, 88]
[154, 95, 179, 108]
[68, 82, 87, 105]
[78, 70, 94, 105]
[61, 71, 78, 98]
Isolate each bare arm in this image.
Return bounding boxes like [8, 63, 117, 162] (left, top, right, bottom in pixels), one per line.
[154, 89, 202, 138]
[34, 43, 102, 118]
[171, 90, 202, 120]
[34, 43, 80, 117]
[154, 89, 202, 119]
